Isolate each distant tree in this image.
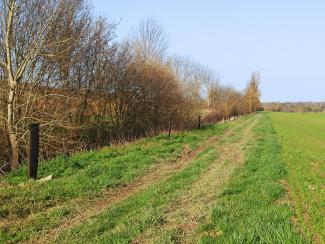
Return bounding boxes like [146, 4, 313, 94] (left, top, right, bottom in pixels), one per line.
[207, 79, 245, 121]
[170, 55, 214, 120]
[132, 18, 168, 62]
[244, 72, 261, 113]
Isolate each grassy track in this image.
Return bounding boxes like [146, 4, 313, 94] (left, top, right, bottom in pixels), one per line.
[199, 114, 303, 243]
[1, 113, 317, 243]
[0, 118, 235, 242]
[269, 112, 325, 242]
[51, 116, 256, 243]
[131, 115, 258, 243]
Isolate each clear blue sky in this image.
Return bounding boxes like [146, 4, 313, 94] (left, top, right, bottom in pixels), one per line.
[92, 0, 325, 102]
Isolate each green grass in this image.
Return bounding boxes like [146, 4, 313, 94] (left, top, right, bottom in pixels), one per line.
[0, 118, 236, 243]
[200, 113, 304, 243]
[52, 117, 254, 243]
[54, 146, 218, 243]
[269, 112, 325, 242]
[2, 113, 318, 243]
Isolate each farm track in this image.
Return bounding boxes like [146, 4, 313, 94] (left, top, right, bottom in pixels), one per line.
[33, 117, 255, 243]
[133, 115, 259, 243]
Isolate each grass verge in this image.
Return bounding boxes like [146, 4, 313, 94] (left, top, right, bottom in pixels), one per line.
[200, 113, 305, 243]
[0, 119, 233, 243]
[52, 116, 253, 243]
[53, 146, 218, 243]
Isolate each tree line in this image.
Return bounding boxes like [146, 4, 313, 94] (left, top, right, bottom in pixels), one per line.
[263, 102, 325, 112]
[0, 0, 261, 172]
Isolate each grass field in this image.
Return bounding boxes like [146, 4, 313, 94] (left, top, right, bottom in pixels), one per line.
[269, 112, 325, 242]
[1, 112, 324, 243]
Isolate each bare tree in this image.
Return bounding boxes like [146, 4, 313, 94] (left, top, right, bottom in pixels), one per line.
[0, 4, 253, 172]
[0, 0, 88, 170]
[170, 55, 214, 121]
[132, 18, 169, 62]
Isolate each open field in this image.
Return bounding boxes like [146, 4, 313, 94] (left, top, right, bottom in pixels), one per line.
[269, 112, 325, 242]
[1, 112, 324, 243]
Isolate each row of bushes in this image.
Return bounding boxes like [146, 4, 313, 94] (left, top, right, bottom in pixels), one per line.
[0, 0, 260, 172]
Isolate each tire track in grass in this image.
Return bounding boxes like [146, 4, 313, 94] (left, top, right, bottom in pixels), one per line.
[33, 118, 251, 243]
[50, 117, 254, 243]
[132, 115, 259, 243]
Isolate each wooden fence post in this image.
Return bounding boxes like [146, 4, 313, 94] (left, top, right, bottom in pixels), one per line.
[168, 118, 172, 139]
[198, 116, 201, 129]
[28, 123, 40, 180]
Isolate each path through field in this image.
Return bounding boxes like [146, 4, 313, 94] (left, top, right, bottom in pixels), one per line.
[132, 116, 259, 243]
[2, 113, 307, 243]
[35, 115, 259, 243]
[37, 120, 241, 242]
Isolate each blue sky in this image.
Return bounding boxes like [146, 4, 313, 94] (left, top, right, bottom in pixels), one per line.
[92, 0, 325, 102]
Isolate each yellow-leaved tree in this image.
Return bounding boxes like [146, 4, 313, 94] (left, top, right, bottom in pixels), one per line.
[244, 72, 261, 113]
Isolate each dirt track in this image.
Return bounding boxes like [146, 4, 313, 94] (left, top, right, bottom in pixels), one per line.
[132, 115, 259, 243]
[35, 116, 258, 243]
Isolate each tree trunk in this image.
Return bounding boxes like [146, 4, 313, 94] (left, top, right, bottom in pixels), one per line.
[8, 81, 19, 170]
[4, 2, 18, 170]
[9, 131, 19, 170]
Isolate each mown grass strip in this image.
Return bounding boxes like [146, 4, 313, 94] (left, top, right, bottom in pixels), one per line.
[138, 116, 257, 243]
[200, 113, 305, 243]
[54, 146, 218, 243]
[53, 117, 252, 243]
[0, 119, 240, 243]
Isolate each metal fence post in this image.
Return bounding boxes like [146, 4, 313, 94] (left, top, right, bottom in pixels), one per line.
[28, 123, 40, 180]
